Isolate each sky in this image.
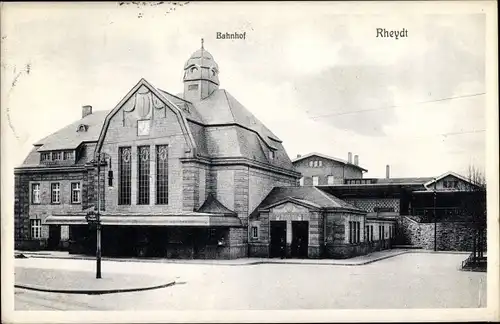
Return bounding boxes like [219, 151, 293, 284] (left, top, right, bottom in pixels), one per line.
[1, 2, 493, 179]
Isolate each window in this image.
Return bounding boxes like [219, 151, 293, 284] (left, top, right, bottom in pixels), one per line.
[349, 221, 353, 243]
[156, 145, 169, 205]
[71, 182, 81, 204]
[118, 147, 132, 205]
[365, 226, 369, 241]
[269, 150, 275, 160]
[349, 221, 360, 243]
[31, 183, 40, 204]
[30, 219, 42, 239]
[137, 146, 150, 205]
[190, 66, 198, 73]
[63, 151, 74, 160]
[299, 177, 304, 186]
[309, 161, 314, 167]
[443, 180, 459, 189]
[40, 152, 50, 162]
[370, 225, 374, 242]
[251, 226, 258, 239]
[313, 161, 318, 167]
[52, 151, 62, 161]
[188, 84, 199, 90]
[51, 183, 60, 204]
[379, 225, 382, 240]
[312, 176, 319, 186]
[318, 160, 323, 167]
[327, 175, 334, 185]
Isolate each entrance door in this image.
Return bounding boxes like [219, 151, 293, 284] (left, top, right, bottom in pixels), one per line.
[270, 221, 287, 258]
[291, 221, 309, 258]
[47, 225, 61, 250]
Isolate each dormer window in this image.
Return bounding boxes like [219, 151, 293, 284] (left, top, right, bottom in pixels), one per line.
[77, 124, 88, 132]
[190, 66, 199, 73]
[269, 150, 276, 160]
[40, 152, 50, 162]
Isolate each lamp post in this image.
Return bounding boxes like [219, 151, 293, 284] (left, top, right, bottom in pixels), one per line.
[433, 177, 437, 252]
[93, 152, 113, 279]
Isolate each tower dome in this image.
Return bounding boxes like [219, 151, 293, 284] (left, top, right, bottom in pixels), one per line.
[183, 40, 220, 102]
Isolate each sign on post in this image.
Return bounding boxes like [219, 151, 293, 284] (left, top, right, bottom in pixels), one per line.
[86, 210, 100, 224]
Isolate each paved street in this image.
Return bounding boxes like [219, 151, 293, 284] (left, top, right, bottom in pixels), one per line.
[14, 253, 486, 310]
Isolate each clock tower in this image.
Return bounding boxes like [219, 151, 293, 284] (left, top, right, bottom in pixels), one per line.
[183, 39, 220, 102]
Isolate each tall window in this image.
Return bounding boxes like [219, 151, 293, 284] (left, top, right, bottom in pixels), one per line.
[251, 226, 258, 239]
[71, 182, 81, 203]
[51, 183, 60, 204]
[52, 151, 62, 161]
[349, 221, 360, 244]
[137, 146, 150, 205]
[118, 147, 132, 205]
[327, 175, 334, 185]
[309, 161, 314, 167]
[370, 225, 374, 242]
[299, 177, 304, 186]
[30, 219, 42, 239]
[312, 176, 319, 186]
[31, 183, 40, 204]
[156, 145, 169, 204]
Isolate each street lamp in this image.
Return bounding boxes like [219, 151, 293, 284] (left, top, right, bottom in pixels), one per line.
[433, 177, 437, 252]
[92, 152, 113, 279]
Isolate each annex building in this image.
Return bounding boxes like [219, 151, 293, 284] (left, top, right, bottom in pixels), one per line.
[14, 45, 484, 259]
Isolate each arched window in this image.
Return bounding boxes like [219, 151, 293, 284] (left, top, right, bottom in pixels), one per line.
[190, 66, 198, 73]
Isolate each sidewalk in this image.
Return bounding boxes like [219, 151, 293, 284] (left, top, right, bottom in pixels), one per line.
[15, 249, 409, 266]
[15, 267, 175, 294]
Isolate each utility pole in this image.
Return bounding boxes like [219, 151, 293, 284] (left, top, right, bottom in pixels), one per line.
[433, 178, 437, 252]
[96, 153, 102, 279]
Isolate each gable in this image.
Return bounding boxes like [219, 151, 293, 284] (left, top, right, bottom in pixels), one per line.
[270, 201, 313, 214]
[95, 79, 197, 155]
[433, 175, 473, 190]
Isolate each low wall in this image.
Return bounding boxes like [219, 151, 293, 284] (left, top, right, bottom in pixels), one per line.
[324, 239, 392, 259]
[397, 216, 486, 251]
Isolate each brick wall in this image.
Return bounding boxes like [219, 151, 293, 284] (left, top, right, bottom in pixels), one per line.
[397, 216, 485, 251]
[14, 170, 84, 250]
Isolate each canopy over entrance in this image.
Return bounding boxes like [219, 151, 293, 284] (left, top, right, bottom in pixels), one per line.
[45, 212, 242, 227]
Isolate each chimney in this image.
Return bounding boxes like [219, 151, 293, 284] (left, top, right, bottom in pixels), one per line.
[82, 105, 92, 118]
[386, 165, 390, 179]
[348, 152, 352, 164]
[297, 154, 302, 158]
[354, 155, 359, 166]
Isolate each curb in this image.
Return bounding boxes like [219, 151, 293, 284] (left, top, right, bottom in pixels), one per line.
[16, 251, 409, 266]
[14, 280, 176, 295]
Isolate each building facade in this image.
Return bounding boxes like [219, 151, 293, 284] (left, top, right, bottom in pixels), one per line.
[14, 45, 300, 259]
[293, 152, 367, 186]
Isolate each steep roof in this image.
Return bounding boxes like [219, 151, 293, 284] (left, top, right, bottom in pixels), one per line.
[292, 152, 368, 172]
[35, 110, 109, 151]
[22, 79, 296, 173]
[250, 186, 363, 218]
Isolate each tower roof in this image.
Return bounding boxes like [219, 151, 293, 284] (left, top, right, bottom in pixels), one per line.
[184, 47, 219, 71]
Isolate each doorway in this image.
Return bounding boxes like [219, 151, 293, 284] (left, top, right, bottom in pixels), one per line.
[291, 221, 309, 258]
[270, 221, 287, 258]
[47, 225, 61, 250]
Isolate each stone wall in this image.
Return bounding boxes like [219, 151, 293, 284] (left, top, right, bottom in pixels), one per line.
[396, 216, 485, 251]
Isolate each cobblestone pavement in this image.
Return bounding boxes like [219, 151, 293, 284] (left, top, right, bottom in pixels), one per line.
[14, 253, 486, 310]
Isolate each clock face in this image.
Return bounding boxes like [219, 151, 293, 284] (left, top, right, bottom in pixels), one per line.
[137, 120, 150, 136]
